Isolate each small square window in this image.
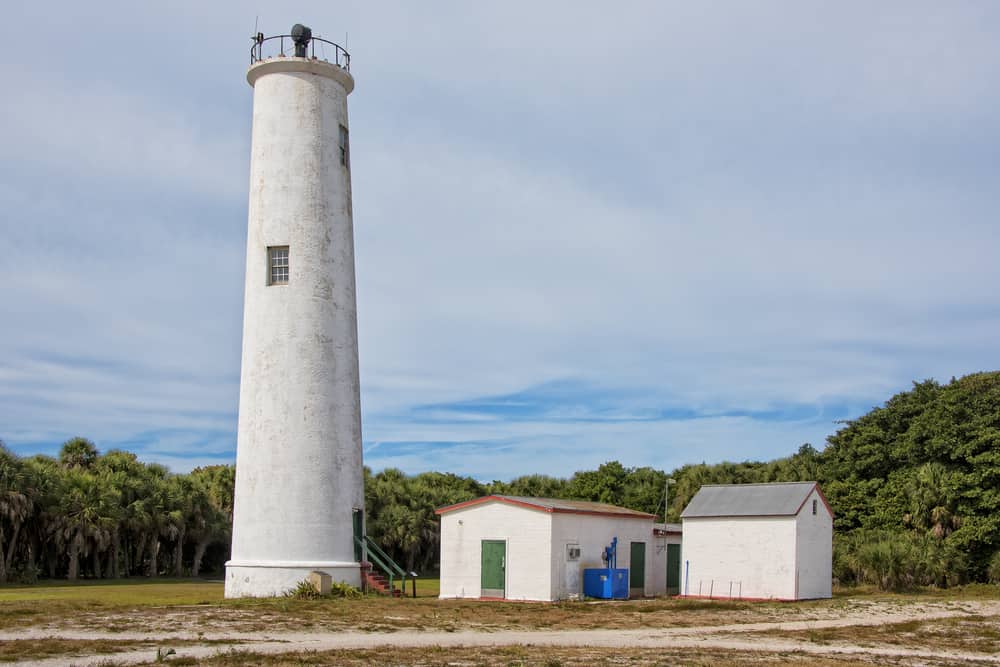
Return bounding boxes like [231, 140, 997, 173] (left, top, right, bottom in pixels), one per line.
[339, 124, 350, 169]
[268, 246, 289, 285]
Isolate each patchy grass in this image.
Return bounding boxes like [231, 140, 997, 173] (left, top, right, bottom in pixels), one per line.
[1, 579, 997, 637]
[127, 645, 913, 666]
[832, 583, 1000, 601]
[751, 614, 1000, 655]
[0, 638, 244, 663]
[0, 580, 800, 633]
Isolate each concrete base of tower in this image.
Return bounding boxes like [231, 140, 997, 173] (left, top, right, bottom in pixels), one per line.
[224, 560, 362, 598]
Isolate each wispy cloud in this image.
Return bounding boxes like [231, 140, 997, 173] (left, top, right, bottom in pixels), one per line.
[2, 1, 998, 479]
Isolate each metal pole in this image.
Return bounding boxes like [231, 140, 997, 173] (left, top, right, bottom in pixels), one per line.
[663, 477, 675, 521]
[684, 561, 689, 596]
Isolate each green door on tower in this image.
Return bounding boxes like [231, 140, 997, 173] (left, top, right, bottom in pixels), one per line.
[666, 544, 681, 595]
[481, 540, 505, 598]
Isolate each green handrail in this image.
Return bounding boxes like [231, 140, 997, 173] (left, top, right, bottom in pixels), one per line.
[356, 535, 406, 595]
[366, 536, 406, 578]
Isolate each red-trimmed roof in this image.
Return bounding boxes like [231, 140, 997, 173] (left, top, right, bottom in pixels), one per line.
[435, 495, 655, 519]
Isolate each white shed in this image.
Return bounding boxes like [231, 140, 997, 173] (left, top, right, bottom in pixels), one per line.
[436, 495, 670, 601]
[680, 482, 832, 601]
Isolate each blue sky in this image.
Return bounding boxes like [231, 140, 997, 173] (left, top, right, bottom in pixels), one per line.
[2, 2, 998, 480]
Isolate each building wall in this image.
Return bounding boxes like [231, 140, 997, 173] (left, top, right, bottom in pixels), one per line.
[651, 532, 682, 596]
[550, 514, 658, 599]
[681, 516, 797, 600]
[438, 502, 553, 601]
[794, 488, 833, 599]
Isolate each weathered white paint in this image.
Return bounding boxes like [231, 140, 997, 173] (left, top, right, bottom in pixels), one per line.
[439, 500, 667, 601]
[226, 55, 361, 598]
[439, 502, 552, 601]
[681, 491, 832, 600]
[550, 513, 658, 599]
[651, 526, 682, 596]
[795, 488, 833, 599]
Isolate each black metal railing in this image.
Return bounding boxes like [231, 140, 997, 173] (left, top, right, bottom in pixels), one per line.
[250, 34, 350, 71]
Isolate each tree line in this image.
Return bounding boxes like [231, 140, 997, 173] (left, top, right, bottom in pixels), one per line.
[0, 439, 233, 583]
[367, 371, 1000, 589]
[3, 371, 999, 589]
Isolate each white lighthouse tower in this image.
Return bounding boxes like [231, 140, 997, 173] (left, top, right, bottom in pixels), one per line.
[226, 25, 363, 597]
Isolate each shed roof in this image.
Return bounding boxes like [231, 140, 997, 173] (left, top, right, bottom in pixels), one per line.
[653, 522, 682, 536]
[680, 482, 829, 518]
[435, 495, 655, 519]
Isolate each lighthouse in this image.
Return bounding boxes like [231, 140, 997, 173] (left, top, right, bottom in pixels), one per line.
[226, 25, 363, 597]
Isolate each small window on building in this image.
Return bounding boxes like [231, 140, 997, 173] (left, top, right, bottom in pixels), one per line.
[268, 246, 289, 285]
[812, 499, 818, 515]
[339, 124, 350, 169]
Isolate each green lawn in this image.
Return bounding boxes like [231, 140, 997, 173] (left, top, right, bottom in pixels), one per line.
[0, 578, 225, 606]
[0, 577, 441, 604]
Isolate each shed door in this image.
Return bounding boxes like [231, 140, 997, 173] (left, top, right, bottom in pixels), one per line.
[481, 540, 506, 598]
[629, 541, 645, 594]
[666, 544, 681, 595]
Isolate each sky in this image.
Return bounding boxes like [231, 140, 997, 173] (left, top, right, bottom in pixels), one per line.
[1, 2, 998, 480]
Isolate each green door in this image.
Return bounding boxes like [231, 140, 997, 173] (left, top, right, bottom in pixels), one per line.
[629, 542, 645, 595]
[481, 540, 506, 598]
[352, 509, 364, 562]
[666, 544, 681, 595]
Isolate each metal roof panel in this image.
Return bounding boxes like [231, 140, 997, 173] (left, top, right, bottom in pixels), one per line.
[680, 482, 819, 518]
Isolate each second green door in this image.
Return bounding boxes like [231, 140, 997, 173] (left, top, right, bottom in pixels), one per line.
[629, 541, 645, 596]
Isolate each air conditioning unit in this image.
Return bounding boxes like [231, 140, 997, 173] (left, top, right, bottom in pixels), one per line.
[566, 545, 581, 561]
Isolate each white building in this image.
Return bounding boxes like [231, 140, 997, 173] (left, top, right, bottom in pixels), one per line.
[437, 495, 677, 601]
[226, 25, 364, 598]
[680, 482, 833, 601]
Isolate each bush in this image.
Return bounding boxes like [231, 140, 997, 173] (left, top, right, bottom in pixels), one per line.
[284, 578, 363, 600]
[330, 580, 364, 599]
[835, 529, 967, 591]
[285, 579, 324, 600]
[989, 551, 1000, 584]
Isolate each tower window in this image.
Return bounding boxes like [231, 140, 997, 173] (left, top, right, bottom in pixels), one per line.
[339, 124, 350, 169]
[812, 499, 817, 515]
[268, 246, 289, 285]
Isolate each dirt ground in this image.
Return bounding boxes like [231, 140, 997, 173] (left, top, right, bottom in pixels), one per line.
[3, 596, 1000, 666]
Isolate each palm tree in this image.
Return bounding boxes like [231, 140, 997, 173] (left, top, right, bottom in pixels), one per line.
[96, 450, 147, 578]
[20, 455, 63, 579]
[187, 465, 234, 577]
[904, 462, 961, 539]
[140, 464, 171, 577]
[58, 469, 119, 580]
[58, 438, 99, 470]
[0, 443, 32, 582]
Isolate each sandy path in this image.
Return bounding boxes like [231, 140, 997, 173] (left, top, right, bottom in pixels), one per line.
[6, 600, 1000, 666]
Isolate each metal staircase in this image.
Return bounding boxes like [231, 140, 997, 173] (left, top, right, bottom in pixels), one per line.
[356, 535, 407, 597]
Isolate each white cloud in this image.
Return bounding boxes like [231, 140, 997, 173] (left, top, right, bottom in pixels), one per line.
[1, 1, 998, 478]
